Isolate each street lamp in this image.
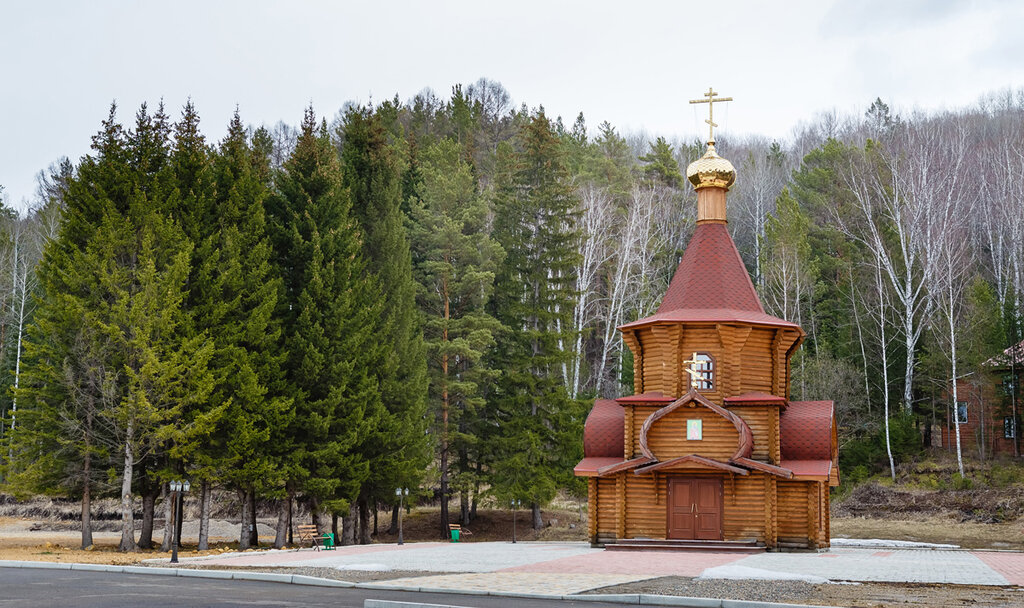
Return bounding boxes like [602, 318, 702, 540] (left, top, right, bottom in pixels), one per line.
[395, 487, 409, 545]
[511, 500, 522, 544]
[169, 479, 190, 564]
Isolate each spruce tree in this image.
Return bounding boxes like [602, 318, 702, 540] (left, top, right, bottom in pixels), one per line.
[488, 110, 584, 529]
[340, 107, 429, 542]
[409, 138, 503, 534]
[267, 108, 384, 530]
[188, 110, 290, 549]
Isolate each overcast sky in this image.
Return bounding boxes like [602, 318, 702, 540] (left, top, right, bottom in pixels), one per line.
[3, 0, 1023, 209]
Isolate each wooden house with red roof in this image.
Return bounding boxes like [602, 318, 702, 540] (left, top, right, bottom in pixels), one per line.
[574, 102, 838, 550]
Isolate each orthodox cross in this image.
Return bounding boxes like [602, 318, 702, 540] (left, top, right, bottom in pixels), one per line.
[689, 87, 733, 143]
[682, 352, 704, 390]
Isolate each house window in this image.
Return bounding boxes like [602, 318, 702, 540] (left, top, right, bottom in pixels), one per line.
[1005, 417, 1017, 439]
[956, 401, 968, 425]
[694, 353, 713, 390]
[1002, 375, 1015, 397]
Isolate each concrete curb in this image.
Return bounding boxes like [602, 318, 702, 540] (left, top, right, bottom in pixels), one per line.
[0, 561, 831, 607]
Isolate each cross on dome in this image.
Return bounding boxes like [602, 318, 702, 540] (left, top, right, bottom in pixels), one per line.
[689, 87, 733, 144]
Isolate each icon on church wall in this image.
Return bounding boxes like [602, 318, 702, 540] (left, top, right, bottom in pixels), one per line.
[687, 419, 703, 440]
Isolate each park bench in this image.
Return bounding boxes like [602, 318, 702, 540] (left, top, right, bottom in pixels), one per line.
[448, 523, 472, 542]
[296, 524, 335, 551]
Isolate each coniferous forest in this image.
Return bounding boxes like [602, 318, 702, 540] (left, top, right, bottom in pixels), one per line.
[1, 79, 1023, 550]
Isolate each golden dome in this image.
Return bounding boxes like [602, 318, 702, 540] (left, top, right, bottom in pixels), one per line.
[686, 142, 736, 191]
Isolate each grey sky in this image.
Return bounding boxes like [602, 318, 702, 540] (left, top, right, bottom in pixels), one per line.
[2, 0, 1023, 209]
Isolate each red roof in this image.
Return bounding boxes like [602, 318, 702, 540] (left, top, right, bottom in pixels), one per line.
[659, 223, 764, 314]
[574, 457, 624, 477]
[615, 392, 676, 404]
[780, 400, 834, 460]
[619, 308, 798, 331]
[985, 338, 1024, 368]
[780, 459, 832, 479]
[724, 392, 787, 405]
[582, 399, 624, 458]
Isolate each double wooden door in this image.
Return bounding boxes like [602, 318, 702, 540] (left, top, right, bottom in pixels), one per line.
[667, 477, 722, 540]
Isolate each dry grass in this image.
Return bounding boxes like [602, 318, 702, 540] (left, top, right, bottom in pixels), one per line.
[832, 514, 1024, 550]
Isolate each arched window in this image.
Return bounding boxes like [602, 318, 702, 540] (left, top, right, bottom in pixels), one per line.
[695, 353, 713, 390]
[685, 352, 714, 390]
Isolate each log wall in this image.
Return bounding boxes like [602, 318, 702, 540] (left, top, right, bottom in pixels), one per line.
[596, 477, 617, 542]
[721, 472, 766, 541]
[646, 409, 739, 461]
[624, 473, 666, 538]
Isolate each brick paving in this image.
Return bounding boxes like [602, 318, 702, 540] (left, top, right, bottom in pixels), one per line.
[170, 541, 1024, 594]
[974, 551, 1024, 586]
[499, 549, 746, 576]
[367, 572, 658, 595]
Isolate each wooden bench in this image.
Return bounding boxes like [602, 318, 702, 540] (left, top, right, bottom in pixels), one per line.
[448, 524, 472, 542]
[296, 524, 334, 551]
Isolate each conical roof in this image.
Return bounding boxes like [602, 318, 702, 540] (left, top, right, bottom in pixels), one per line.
[658, 223, 763, 314]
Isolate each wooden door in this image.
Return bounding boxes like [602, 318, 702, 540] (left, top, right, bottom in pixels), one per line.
[667, 478, 695, 539]
[667, 477, 722, 540]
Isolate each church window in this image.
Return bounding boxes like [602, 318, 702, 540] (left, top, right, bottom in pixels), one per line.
[1005, 417, 1017, 439]
[695, 353, 713, 390]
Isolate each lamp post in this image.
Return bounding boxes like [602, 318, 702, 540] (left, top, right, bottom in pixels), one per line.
[511, 499, 521, 544]
[169, 479, 190, 564]
[395, 487, 409, 545]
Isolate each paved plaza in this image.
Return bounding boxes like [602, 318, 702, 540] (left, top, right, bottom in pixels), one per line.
[172, 540, 1024, 595]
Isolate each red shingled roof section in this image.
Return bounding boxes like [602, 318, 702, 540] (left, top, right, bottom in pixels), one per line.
[583, 399, 624, 458]
[574, 457, 623, 476]
[780, 459, 832, 478]
[658, 223, 764, 315]
[619, 308, 798, 330]
[780, 400, 834, 460]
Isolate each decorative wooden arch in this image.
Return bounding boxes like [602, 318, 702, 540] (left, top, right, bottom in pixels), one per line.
[638, 388, 754, 462]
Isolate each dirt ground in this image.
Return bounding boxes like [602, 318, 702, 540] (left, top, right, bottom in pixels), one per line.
[596, 577, 1024, 607]
[832, 515, 1024, 551]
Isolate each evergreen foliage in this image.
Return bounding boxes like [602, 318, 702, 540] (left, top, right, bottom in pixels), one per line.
[339, 107, 430, 535]
[266, 108, 385, 517]
[408, 137, 503, 532]
[487, 110, 584, 527]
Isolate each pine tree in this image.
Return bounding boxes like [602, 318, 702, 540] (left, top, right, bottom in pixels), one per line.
[267, 108, 384, 532]
[488, 110, 584, 529]
[340, 107, 429, 542]
[409, 138, 503, 534]
[639, 136, 683, 188]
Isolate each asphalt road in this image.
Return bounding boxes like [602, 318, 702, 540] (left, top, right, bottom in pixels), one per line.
[0, 568, 629, 608]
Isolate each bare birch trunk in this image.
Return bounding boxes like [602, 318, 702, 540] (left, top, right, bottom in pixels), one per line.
[877, 265, 896, 482]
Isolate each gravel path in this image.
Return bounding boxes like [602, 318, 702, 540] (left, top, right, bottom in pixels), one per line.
[592, 576, 1024, 607]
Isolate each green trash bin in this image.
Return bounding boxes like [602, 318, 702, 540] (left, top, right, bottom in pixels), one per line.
[450, 528, 460, 543]
[323, 532, 335, 550]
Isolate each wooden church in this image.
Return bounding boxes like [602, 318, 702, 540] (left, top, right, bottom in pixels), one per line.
[574, 91, 838, 551]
